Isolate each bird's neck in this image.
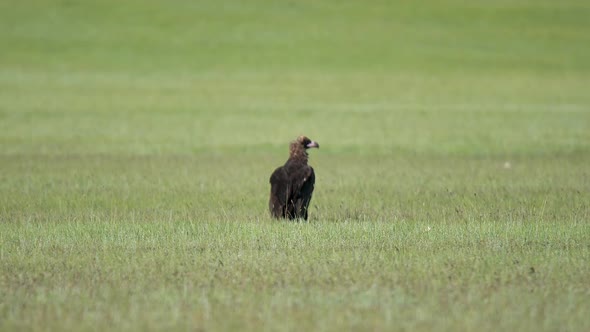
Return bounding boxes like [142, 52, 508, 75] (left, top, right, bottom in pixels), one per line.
[289, 143, 308, 163]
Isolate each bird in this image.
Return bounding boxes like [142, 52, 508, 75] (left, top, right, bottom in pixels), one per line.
[269, 135, 319, 220]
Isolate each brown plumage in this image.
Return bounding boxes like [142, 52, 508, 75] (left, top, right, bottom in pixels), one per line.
[269, 135, 319, 220]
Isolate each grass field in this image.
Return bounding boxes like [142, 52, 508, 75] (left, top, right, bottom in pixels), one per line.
[1, 0, 590, 331]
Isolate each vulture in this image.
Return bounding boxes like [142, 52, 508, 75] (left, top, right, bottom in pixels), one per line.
[269, 135, 319, 220]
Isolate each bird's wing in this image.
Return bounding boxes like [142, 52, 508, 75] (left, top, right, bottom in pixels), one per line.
[298, 166, 315, 198]
[269, 166, 290, 216]
[293, 166, 315, 219]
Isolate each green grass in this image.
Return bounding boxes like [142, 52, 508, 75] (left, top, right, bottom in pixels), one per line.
[2, 221, 589, 331]
[1, 0, 590, 331]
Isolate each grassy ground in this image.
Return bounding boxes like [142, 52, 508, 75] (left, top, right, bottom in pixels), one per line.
[2, 221, 589, 331]
[1, 0, 590, 331]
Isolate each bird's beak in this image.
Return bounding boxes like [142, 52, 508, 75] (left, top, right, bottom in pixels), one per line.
[306, 141, 319, 149]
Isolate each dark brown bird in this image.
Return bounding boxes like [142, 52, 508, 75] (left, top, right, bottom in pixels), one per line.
[269, 135, 319, 220]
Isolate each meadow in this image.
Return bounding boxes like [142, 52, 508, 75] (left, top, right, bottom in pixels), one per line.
[1, 0, 589, 331]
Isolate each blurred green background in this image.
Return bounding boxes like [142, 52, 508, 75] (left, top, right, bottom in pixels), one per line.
[2, 0, 589, 222]
[2, 0, 589, 157]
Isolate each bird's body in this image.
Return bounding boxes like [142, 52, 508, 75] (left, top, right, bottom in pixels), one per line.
[269, 136, 319, 220]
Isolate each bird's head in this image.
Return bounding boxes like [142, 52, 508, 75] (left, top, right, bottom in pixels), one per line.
[289, 135, 319, 161]
[297, 135, 319, 149]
